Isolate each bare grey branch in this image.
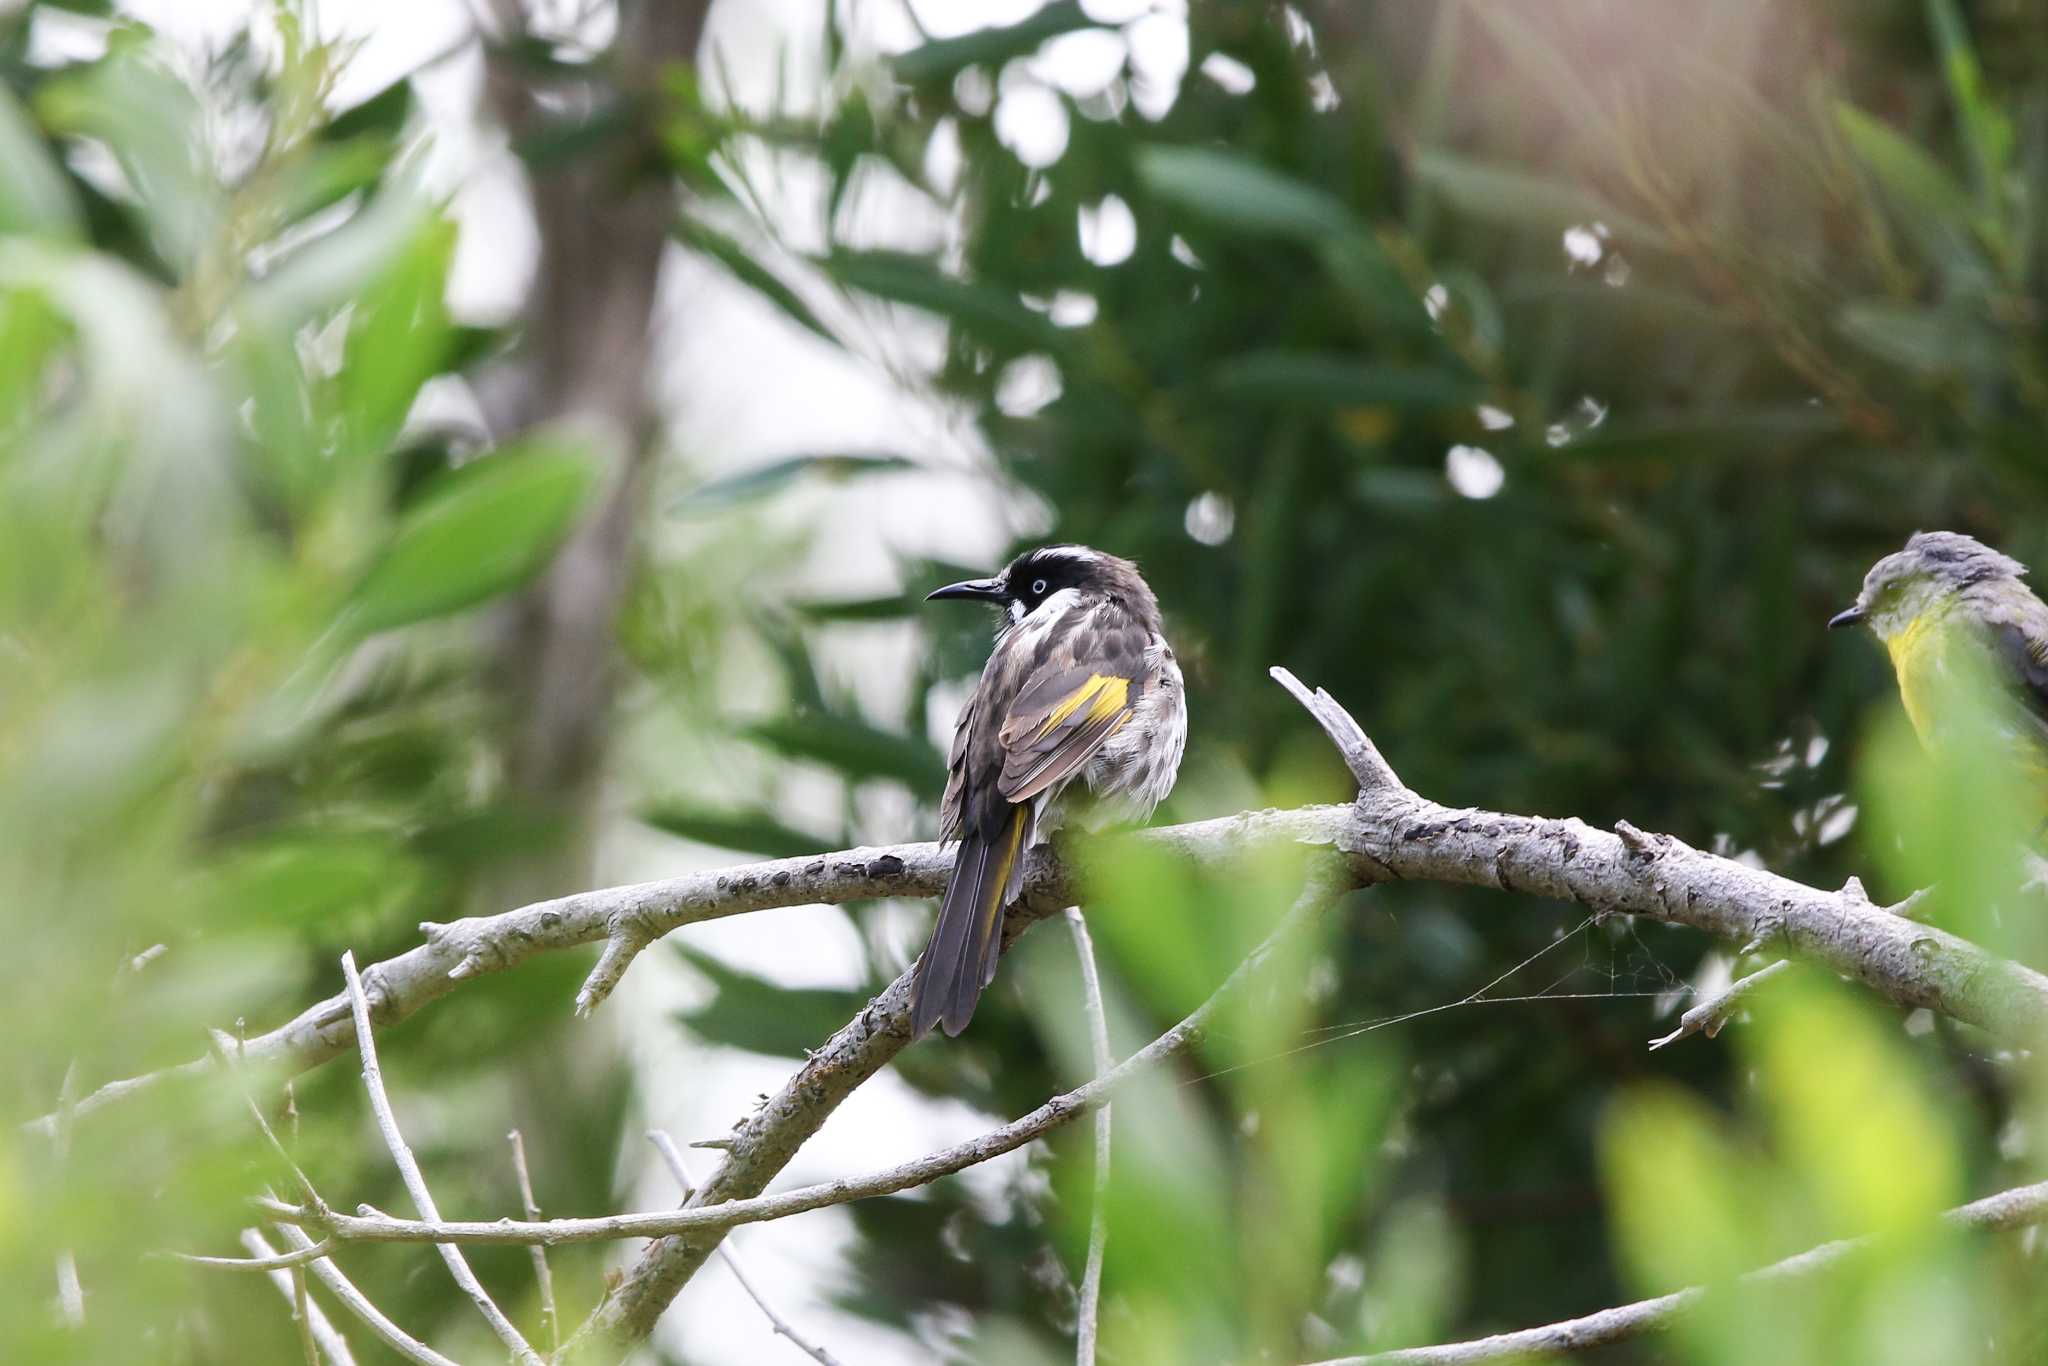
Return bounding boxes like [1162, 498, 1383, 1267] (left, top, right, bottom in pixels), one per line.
[1309, 1178, 2048, 1365]
[340, 953, 542, 1366]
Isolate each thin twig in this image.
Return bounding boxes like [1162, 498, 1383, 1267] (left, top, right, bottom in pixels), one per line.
[270, 1220, 461, 1366]
[339, 952, 543, 1366]
[54, 1061, 84, 1328]
[646, 1131, 844, 1366]
[1064, 907, 1113, 1366]
[174, 1237, 338, 1271]
[206, 1032, 330, 1220]
[239, 1230, 356, 1366]
[507, 1130, 560, 1356]
[1308, 1178, 2048, 1365]
[291, 1259, 321, 1366]
[1648, 959, 1792, 1051]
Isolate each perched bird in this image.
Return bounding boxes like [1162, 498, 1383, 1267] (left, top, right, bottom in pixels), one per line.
[911, 545, 1186, 1039]
[1829, 531, 2048, 759]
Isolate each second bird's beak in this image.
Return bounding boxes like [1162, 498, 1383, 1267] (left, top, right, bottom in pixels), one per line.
[1827, 605, 1867, 630]
[927, 576, 1005, 604]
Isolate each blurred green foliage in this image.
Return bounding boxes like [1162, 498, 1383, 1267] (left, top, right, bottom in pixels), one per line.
[0, 4, 631, 1360]
[5, 0, 2048, 1363]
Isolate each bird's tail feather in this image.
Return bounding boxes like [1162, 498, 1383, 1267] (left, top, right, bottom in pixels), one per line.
[910, 806, 1030, 1039]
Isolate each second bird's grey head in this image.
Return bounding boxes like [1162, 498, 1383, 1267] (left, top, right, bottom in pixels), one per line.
[1829, 531, 2029, 639]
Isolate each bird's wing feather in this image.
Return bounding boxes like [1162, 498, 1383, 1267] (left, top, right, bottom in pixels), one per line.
[1983, 613, 2048, 741]
[995, 619, 1151, 803]
[940, 688, 977, 842]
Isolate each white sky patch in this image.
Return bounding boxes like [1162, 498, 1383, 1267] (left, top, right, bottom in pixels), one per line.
[1034, 28, 1129, 97]
[924, 118, 963, 197]
[1184, 490, 1235, 545]
[1477, 403, 1515, 431]
[1079, 193, 1137, 266]
[1423, 282, 1449, 322]
[1445, 444, 1505, 499]
[1169, 233, 1203, 269]
[993, 81, 1069, 168]
[1199, 51, 1257, 95]
[996, 354, 1062, 416]
[1126, 11, 1190, 120]
[953, 65, 996, 116]
[1049, 289, 1099, 327]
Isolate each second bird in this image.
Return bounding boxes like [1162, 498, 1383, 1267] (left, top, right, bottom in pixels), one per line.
[912, 545, 1186, 1039]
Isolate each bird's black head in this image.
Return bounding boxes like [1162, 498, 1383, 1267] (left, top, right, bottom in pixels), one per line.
[927, 544, 1158, 630]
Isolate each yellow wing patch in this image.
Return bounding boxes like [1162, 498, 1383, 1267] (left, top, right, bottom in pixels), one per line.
[1038, 673, 1130, 736]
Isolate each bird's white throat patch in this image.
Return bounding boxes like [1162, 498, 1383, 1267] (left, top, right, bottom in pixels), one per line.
[1006, 585, 1083, 633]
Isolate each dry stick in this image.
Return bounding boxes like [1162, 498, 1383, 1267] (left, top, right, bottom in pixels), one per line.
[1648, 958, 1792, 1051]
[271, 867, 1351, 1258]
[239, 1230, 357, 1366]
[646, 1131, 844, 1366]
[53, 1061, 84, 1328]
[269, 1221, 462, 1366]
[507, 1130, 560, 1356]
[339, 952, 543, 1366]
[206, 1032, 331, 1221]
[175, 1237, 338, 1271]
[1307, 1178, 2048, 1366]
[291, 1260, 321, 1366]
[1064, 907, 1114, 1366]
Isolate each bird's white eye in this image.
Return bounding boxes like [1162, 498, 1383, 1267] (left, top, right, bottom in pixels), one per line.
[1030, 578, 1048, 596]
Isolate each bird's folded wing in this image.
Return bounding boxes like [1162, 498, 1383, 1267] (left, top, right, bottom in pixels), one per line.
[1985, 616, 2048, 745]
[997, 666, 1137, 802]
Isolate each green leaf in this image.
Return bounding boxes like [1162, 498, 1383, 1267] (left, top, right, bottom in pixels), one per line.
[339, 211, 457, 459]
[350, 439, 597, 633]
[890, 2, 1097, 86]
[1135, 146, 1359, 242]
[35, 43, 219, 269]
[672, 453, 915, 514]
[1836, 300, 2002, 378]
[325, 75, 416, 144]
[792, 592, 918, 623]
[675, 214, 840, 348]
[638, 800, 830, 859]
[742, 711, 945, 792]
[823, 250, 1057, 349]
[1925, 0, 2011, 206]
[1832, 102, 1979, 233]
[671, 944, 873, 1059]
[206, 829, 422, 929]
[1209, 351, 1479, 409]
[1411, 147, 1669, 248]
[0, 85, 81, 239]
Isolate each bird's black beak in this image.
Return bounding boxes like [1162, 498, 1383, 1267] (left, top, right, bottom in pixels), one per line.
[926, 576, 1005, 604]
[1827, 606, 1867, 630]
